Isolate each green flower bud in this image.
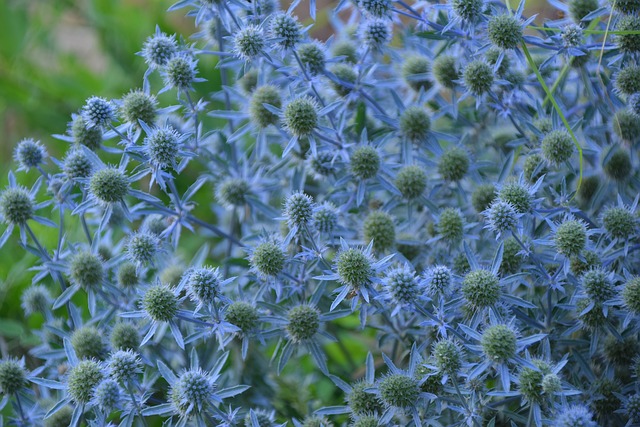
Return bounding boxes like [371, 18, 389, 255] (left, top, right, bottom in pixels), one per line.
[569, 250, 600, 277]
[44, 405, 73, 427]
[433, 55, 459, 89]
[270, 13, 301, 49]
[298, 42, 326, 75]
[250, 85, 282, 128]
[225, 301, 259, 333]
[452, 0, 483, 21]
[251, 241, 286, 277]
[347, 381, 383, 414]
[577, 175, 600, 204]
[438, 208, 464, 243]
[463, 60, 494, 95]
[363, 211, 395, 252]
[568, 0, 599, 22]
[499, 181, 532, 213]
[69, 251, 103, 290]
[402, 56, 433, 92]
[602, 206, 636, 239]
[395, 165, 427, 200]
[142, 285, 178, 322]
[434, 339, 463, 374]
[378, 374, 420, 409]
[286, 305, 320, 342]
[0, 187, 33, 225]
[613, 109, 640, 143]
[400, 106, 431, 142]
[472, 184, 497, 213]
[89, 168, 129, 204]
[67, 360, 104, 404]
[462, 269, 500, 309]
[604, 149, 632, 181]
[481, 324, 517, 362]
[487, 15, 523, 50]
[120, 90, 157, 126]
[71, 116, 102, 150]
[331, 64, 357, 97]
[351, 146, 380, 180]
[336, 248, 373, 289]
[0, 359, 26, 395]
[524, 153, 548, 183]
[332, 41, 358, 63]
[109, 349, 142, 383]
[519, 359, 551, 403]
[438, 147, 469, 181]
[616, 15, 640, 53]
[71, 326, 106, 360]
[541, 130, 574, 165]
[283, 96, 318, 137]
[555, 219, 587, 257]
[21, 284, 51, 315]
[110, 322, 140, 350]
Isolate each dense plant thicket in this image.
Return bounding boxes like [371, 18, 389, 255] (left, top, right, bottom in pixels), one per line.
[1, 0, 640, 425]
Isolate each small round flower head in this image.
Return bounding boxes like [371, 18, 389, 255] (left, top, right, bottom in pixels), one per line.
[498, 181, 533, 213]
[250, 241, 286, 277]
[336, 248, 373, 289]
[92, 378, 120, 411]
[616, 15, 640, 53]
[332, 40, 358, 63]
[438, 147, 469, 181]
[399, 106, 431, 142]
[286, 305, 320, 342]
[164, 55, 198, 91]
[602, 206, 636, 239]
[69, 251, 103, 290]
[500, 237, 523, 275]
[378, 374, 420, 409]
[623, 277, 640, 314]
[384, 265, 419, 306]
[625, 394, 640, 421]
[142, 31, 177, 69]
[463, 60, 494, 95]
[67, 360, 104, 404]
[142, 285, 178, 322]
[0, 359, 26, 395]
[615, 66, 640, 97]
[612, 0, 640, 13]
[519, 359, 551, 403]
[575, 298, 605, 330]
[249, 85, 282, 129]
[63, 149, 93, 180]
[484, 200, 518, 236]
[402, 56, 433, 92]
[225, 301, 259, 333]
[283, 96, 318, 137]
[89, 167, 129, 204]
[582, 268, 615, 302]
[472, 183, 497, 213]
[185, 267, 223, 306]
[14, 138, 46, 170]
[127, 231, 159, 267]
[44, 405, 73, 427]
[554, 219, 587, 257]
[217, 178, 251, 207]
[117, 263, 139, 289]
[0, 186, 33, 225]
[363, 211, 395, 252]
[360, 19, 392, 49]
[433, 55, 459, 89]
[72, 326, 106, 360]
[351, 146, 380, 180]
[523, 153, 547, 183]
[452, 0, 483, 21]
[238, 69, 259, 94]
[542, 130, 574, 165]
[145, 125, 181, 168]
[568, 0, 599, 22]
[313, 202, 338, 234]
[424, 265, 452, 296]
[21, 284, 51, 315]
[234, 25, 265, 60]
[603, 335, 639, 367]
[351, 416, 379, 427]
[433, 339, 463, 374]
[592, 378, 621, 417]
[270, 13, 301, 49]
[347, 381, 383, 414]
[284, 192, 314, 229]
[487, 15, 522, 50]
[561, 24, 583, 48]
[298, 41, 326, 75]
[120, 90, 157, 126]
[437, 208, 464, 243]
[71, 115, 102, 150]
[604, 149, 632, 181]
[81, 96, 115, 128]
[359, 0, 392, 17]
[554, 404, 597, 427]
[111, 322, 140, 350]
[142, 216, 166, 237]
[577, 175, 600, 204]
[170, 368, 215, 415]
[330, 64, 357, 96]
[481, 324, 516, 362]
[395, 165, 427, 200]
[98, 244, 112, 261]
[462, 269, 500, 309]
[108, 349, 142, 383]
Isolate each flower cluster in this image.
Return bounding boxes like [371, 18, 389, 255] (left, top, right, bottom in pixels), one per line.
[1, 0, 640, 425]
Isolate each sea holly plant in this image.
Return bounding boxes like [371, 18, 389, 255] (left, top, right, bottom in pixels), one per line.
[3, 0, 640, 425]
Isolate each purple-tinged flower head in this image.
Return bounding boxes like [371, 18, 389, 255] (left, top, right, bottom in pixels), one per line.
[144, 125, 182, 169]
[233, 25, 265, 60]
[360, 19, 392, 49]
[270, 12, 301, 49]
[629, 92, 640, 117]
[561, 24, 583, 48]
[142, 30, 178, 69]
[554, 404, 597, 427]
[14, 138, 46, 171]
[358, 0, 392, 18]
[483, 199, 519, 237]
[81, 96, 115, 129]
[108, 349, 142, 383]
